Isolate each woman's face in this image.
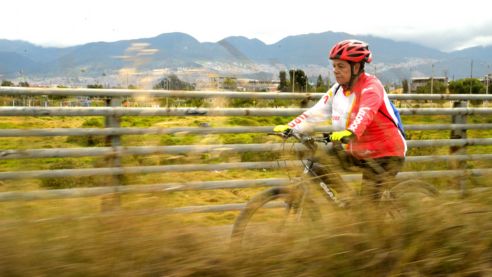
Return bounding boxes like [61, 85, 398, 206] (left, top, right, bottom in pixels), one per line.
[332, 59, 360, 86]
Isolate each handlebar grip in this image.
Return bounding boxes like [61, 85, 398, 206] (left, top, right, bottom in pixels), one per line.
[322, 132, 351, 144]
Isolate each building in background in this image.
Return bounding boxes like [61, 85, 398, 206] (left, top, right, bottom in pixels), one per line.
[411, 77, 448, 93]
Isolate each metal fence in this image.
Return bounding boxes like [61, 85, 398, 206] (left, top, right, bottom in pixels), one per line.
[0, 87, 491, 212]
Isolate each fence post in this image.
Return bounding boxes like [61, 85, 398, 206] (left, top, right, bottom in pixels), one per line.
[449, 100, 468, 196]
[101, 96, 123, 211]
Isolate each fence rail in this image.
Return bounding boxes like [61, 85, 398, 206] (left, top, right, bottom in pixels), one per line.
[0, 124, 491, 137]
[1, 168, 492, 203]
[1, 138, 492, 161]
[0, 106, 492, 117]
[0, 153, 491, 181]
[2, 87, 492, 101]
[0, 87, 491, 210]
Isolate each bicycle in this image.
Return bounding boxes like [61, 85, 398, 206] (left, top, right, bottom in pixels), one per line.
[230, 131, 439, 250]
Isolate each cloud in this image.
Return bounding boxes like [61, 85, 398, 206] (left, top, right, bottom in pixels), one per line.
[2, 0, 492, 52]
[371, 20, 492, 52]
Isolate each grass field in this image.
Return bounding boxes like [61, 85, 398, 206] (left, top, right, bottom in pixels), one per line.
[0, 98, 491, 275]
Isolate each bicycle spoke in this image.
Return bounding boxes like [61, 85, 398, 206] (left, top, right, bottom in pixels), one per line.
[231, 187, 320, 252]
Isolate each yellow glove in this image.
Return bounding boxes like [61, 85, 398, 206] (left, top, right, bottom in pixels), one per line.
[273, 125, 290, 133]
[330, 130, 353, 142]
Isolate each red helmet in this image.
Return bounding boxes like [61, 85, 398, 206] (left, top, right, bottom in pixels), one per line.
[329, 39, 372, 63]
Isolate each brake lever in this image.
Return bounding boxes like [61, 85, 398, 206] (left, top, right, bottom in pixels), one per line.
[267, 132, 291, 140]
[322, 133, 331, 144]
[341, 137, 351, 144]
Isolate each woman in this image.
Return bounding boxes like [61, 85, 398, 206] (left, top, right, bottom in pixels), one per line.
[275, 39, 406, 200]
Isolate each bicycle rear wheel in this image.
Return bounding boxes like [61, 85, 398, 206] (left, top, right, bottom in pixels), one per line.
[384, 179, 439, 218]
[230, 186, 320, 251]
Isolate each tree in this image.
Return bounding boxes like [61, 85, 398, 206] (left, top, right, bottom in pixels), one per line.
[223, 77, 237, 90]
[289, 69, 308, 92]
[278, 71, 288, 91]
[315, 75, 328, 92]
[154, 74, 195, 91]
[87, 84, 103, 89]
[1, 80, 14, 86]
[18, 81, 30, 87]
[485, 79, 492, 95]
[402, 79, 409, 94]
[416, 80, 447, 94]
[316, 75, 325, 88]
[288, 70, 296, 92]
[448, 78, 484, 94]
[448, 78, 484, 104]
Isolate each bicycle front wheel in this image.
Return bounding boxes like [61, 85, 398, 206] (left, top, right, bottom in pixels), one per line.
[230, 186, 320, 251]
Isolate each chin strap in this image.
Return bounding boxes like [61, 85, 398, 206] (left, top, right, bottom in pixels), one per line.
[345, 62, 365, 90]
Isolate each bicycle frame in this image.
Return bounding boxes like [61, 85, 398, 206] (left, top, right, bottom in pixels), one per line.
[275, 131, 349, 208]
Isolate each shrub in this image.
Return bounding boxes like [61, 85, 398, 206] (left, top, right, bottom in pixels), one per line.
[40, 160, 96, 189]
[66, 118, 105, 146]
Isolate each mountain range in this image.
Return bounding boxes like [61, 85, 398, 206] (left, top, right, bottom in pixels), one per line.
[1, 31, 491, 86]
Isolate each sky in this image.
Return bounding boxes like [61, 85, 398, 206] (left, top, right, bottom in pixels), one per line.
[2, 0, 492, 52]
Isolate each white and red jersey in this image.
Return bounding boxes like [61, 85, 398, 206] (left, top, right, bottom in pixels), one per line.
[287, 73, 406, 159]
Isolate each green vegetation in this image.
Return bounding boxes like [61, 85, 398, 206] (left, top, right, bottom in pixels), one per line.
[416, 79, 447, 94]
[0, 110, 489, 198]
[87, 84, 104, 89]
[1, 80, 14, 86]
[40, 159, 103, 189]
[66, 117, 105, 146]
[0, 91, 491, 275]
[449, 78, 486, 95]
[153, 74, 195, 91]
[449, 78, 489, 105]
[0, 107, 490, 190]
[278, 69, 326, 92]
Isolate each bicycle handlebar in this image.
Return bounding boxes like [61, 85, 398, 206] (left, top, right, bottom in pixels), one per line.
[268, 131, 350, 145]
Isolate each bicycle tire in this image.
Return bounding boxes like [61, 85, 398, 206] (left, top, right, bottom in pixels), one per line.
[390, 179, 439, 199]
[230, 186, 320, 251]
[385, 179, 439, 218]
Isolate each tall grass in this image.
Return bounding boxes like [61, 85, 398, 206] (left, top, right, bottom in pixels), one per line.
[1, 188, 492, 276]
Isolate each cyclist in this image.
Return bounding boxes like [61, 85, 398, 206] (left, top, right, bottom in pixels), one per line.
[274, 39, 407, 200]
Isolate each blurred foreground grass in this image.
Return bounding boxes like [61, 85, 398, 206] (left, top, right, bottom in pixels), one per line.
[2, 186, 492, 276]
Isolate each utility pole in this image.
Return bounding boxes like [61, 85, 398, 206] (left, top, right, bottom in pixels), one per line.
[487, 64, 490, 95]
[430, 64, 434, 94]
[292, 69, 295, 92]
[470, 60, 473, 94]
[443, 69, 449, 93]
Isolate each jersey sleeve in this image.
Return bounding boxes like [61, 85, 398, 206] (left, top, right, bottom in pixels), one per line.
[347, 84, 384, 138]
[287, 85, 337, 133]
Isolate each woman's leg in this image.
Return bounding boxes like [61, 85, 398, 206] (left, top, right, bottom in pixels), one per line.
[360, 157, 404, 201]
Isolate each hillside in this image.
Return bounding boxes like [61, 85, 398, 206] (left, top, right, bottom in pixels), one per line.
[0, 31, 491, 85]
